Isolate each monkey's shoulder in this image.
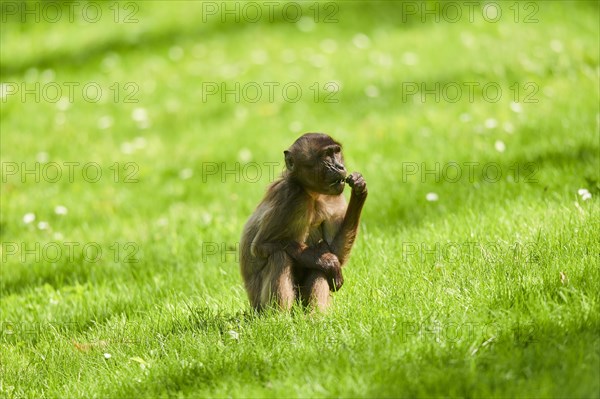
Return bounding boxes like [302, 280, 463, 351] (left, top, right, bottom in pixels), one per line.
[245, 182, 310, 236]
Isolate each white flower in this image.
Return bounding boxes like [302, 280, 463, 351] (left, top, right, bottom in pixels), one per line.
[577, 188, 589, 196]
[104, 353, 112, 359]
[36, 152, 49, 162]
[550, 39, 563, 53]
[120, 142, 134, 154]
[228, 330, 239, 340]
[494, 140, 506, 153]
[23, 213, 35, 224]
[132, 107, 147, 121]
[156, 217, 168, 227]
[132, 136, 147, 149]
[168, 46, 184, 61]
[577, 188, 592, 201]
[503, 122, 515, 134]
[459, 113, 472, 122]
[426, 192, 439, 202]
[510, 102, 523, 113]
[97, 116, 114, 130]
[132, 108, 150, 128]
[37, 221, 49, 230]
[56, 97, 71, 111]
[297, 16, 315, 33]
[54, 205, 68, 215]
[237, 148, 252, 163]
[484, 118, 498, 129]
[401, 52, 419, 66]
[250, 49, 268, 65]
[179, 168, 193, 180]
[289, 121, 302, 133]
[352, 33, 371, 49]
[365, 85, 380, 98]
[201, 212, 213, 225]
[320, 39, 337, 53]
[235, 106, 248, 120]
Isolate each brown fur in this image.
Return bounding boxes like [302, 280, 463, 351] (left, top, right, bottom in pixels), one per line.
[240, 133, 367, 312]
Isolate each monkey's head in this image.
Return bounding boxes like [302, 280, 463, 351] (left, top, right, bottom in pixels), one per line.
[284, 133, 347, 195]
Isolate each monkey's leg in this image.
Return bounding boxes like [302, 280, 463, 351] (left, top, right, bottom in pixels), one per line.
[283, 241, 344, 291]
[300, 270, 331, 312]
[258, 251, 297, 311]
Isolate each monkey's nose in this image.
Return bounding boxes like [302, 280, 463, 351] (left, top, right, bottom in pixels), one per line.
[334, 162, 347, 176]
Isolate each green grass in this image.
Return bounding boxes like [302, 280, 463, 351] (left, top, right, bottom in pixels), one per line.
[1, 1, 599, 397]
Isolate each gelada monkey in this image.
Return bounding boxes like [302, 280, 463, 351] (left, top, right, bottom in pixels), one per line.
[240, 133, 367, 311]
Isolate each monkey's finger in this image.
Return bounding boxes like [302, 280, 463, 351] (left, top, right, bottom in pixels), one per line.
[345, 172, 362, 186]
[350, 176, 365, 187]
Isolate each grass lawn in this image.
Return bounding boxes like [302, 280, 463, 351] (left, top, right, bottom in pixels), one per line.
[1, 1, 599, 397]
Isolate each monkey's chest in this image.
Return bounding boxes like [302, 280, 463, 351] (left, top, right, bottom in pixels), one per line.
[297, 198, 344, 246]
[304, 222, 325, 246]
[303, 217, 338, 247]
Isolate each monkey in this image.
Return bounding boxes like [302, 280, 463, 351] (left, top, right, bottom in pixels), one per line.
[240, 133, 367, 312]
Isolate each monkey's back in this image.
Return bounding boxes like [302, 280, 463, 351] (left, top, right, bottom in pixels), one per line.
[239, 203, 266, 289]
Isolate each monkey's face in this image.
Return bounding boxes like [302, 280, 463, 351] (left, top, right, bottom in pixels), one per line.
[284, 134, 348, 196]
[318, 144, 347, 195]
[292, 144, 347, 195]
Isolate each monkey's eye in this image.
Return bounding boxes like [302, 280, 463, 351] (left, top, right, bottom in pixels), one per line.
[325, 148, 334, 157]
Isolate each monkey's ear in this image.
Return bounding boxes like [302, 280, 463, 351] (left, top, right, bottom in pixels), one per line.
[284, 150, 294, 171]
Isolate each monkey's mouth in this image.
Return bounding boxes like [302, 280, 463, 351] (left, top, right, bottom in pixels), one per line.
[329, 178, 346, 187]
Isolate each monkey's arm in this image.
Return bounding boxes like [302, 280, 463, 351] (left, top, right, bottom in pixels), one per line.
[283, 240, 336, 268]
[251, 222, 343, 289]
[252, 234, 337, 281]
[280, 172, 368, 289]
[330, 172, 368, 265]
[283, 240, 343, 291]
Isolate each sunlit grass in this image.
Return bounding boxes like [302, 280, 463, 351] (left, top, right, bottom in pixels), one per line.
[1, 1, 599, 398]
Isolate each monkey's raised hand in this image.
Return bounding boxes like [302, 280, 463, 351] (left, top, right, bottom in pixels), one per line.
[346, 172, 368, 197]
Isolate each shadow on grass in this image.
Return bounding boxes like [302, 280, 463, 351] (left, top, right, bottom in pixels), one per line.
[0, 2, 424, 77]
[369, 142, 599, 229]
[1, 257, 117, 297]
